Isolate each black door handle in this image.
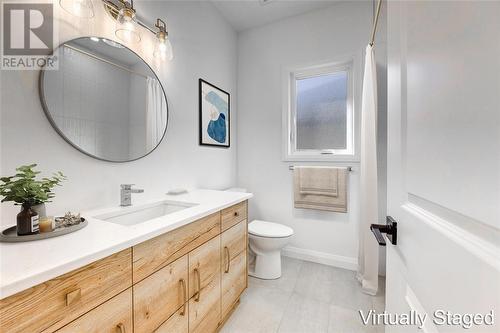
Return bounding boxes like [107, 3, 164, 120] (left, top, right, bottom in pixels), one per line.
[370, 216, 397, 246]
[370, 225, 386, 245]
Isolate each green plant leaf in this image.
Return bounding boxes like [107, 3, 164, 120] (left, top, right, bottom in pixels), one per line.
[0, 164, 67, 205]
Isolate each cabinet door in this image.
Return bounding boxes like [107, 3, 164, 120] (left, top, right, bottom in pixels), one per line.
[221, 220, 247, 263]
[56, 289, 132, 333]
[155, 307, 188, 333]
[188, 235, 221, 333]
[134, 255, 188, 333]
[221, 221, 247, 319]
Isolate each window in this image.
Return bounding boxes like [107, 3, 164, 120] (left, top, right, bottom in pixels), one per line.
[283, 60, 356, 161]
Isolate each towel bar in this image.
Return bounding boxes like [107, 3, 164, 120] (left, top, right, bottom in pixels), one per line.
[288, 166, 352, 172]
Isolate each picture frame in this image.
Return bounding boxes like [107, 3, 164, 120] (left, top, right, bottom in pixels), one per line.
[199, 79, 230, 148]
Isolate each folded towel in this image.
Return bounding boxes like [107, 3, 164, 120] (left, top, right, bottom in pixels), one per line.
[294, 167, 348, 213]
[298, 167, 338, 197]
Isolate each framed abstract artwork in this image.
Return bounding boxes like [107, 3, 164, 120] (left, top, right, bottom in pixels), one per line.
[199, 79, 230, 147]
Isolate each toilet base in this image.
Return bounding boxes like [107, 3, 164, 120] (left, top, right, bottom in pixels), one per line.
[248, 251, 282, 280]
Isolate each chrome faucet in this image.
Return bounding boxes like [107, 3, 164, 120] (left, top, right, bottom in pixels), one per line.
[120, 184, 144, 206]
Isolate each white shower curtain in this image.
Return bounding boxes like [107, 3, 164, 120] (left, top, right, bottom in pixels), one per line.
[357, 44, 379, 295]
[146, 77, 167, 150]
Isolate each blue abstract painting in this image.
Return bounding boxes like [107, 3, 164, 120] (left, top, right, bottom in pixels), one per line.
[199, 79, 230, 147]
[207, 113, 226, 143]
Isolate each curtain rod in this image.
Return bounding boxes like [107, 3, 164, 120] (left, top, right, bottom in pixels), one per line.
[62, 44, 149, 79]
[369, 0, 383, 46]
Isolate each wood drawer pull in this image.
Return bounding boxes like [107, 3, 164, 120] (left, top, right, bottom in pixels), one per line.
[116, 323, 125, 333]
[65, 288, 81, 306]
[193, 268, 201, 302]
[233, 211, 239, 217]
[224, 246, 230, 273]
[179, 278, 187, 316]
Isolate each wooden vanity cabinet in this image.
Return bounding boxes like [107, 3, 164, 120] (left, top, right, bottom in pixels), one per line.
[133, 255, 188, 333]
[155, 307, 188, 333]
[221, 220, 248, 320]
[132, 212, 220, 284]
[0, 249, 132, 333]
[188, 235, 221, 333]
[0, 201, 248, 333]
[221, 201, 247, 232]
[55, 289, 133, 333]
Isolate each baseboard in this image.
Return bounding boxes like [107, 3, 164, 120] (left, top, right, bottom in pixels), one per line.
[282, 246, 358, 271]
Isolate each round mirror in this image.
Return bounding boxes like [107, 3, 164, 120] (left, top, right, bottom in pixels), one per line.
[40, 37, 168, 162]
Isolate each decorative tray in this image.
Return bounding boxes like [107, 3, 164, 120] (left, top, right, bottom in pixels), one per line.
[0, 218, 87, 243]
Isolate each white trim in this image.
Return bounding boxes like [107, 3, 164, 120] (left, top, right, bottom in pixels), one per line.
[403, 202, 500, 271]
[282, 246, 358, 271]
[405, 285, 439, 333]
[282, 55, 361, 162]
[284, 155, 360, 163]
[361, 285, 377, 296]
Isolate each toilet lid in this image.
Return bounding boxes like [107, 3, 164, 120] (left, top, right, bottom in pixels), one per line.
[248, 220, 294, 238]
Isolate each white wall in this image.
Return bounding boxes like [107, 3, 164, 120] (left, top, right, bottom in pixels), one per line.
[0, 0, 389, 273]
[236, 1, 387, 270]
[0, 0, 238, 224]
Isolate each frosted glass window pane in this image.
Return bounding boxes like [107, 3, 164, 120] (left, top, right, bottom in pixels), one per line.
[296, 72, 348, 150]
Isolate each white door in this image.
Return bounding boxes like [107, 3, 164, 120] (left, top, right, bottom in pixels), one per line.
[385, 1, 500, 333]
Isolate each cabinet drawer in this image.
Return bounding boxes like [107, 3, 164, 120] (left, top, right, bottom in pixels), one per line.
[55, 288, 132, 333]
[0, 249, 132, 333]
[134, 255, 188, 333]
[133, 212, 220, 283]
[221, 220, 247, 265]
[221, 201, 247, 232]
[222, 251, 247, 320]
[155, 307, 188, 333]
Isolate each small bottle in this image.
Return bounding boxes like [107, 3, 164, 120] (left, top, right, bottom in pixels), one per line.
[17, 203, 40, 236]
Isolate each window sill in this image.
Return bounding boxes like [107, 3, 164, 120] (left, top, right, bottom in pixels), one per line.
[283, 154, 360, 163]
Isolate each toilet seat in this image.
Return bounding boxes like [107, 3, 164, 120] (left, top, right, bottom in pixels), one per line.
[248, 220, 294, 238]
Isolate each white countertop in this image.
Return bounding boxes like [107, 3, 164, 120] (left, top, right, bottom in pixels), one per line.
[0, 189, 252, 299]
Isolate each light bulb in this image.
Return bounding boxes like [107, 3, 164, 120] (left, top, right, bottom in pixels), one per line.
[153, 34, 173, 61]
[59, 0, 94, 18]
[115, 7, 141, 44]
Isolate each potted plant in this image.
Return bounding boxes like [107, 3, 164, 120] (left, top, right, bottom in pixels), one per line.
[0, 164, 66, 234]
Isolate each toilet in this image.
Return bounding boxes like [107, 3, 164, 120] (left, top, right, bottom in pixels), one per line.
[224, 188, 294, 279]
[248, 220, 294, 280]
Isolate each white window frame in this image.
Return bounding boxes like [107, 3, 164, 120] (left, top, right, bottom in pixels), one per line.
[282, 57, 360, 162]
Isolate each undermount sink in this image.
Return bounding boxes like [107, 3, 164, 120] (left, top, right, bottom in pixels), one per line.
[94, 201, 197, 226]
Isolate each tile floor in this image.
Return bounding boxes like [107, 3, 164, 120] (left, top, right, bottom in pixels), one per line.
[220, 257, 385, 333]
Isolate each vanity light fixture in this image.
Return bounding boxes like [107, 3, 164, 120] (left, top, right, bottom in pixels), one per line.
[59, 0, 95, 18]
[114, 0, 141, 44]
[62, 0, 172, 60]
[153, 18, 173, 61]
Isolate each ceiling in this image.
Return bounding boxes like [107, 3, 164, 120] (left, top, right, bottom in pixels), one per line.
[211, 0, 341, 32]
